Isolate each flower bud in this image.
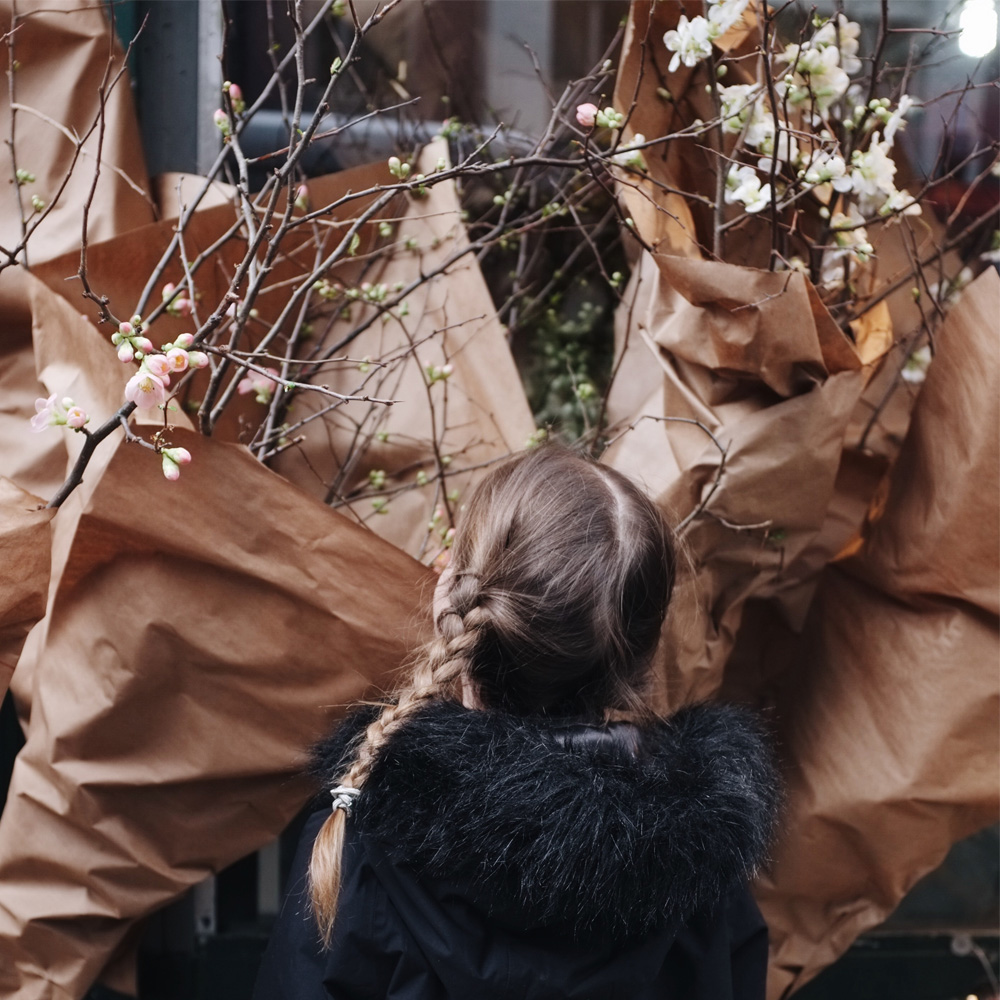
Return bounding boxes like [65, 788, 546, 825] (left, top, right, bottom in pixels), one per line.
[117, 343, 135, 363]
[175, 332, 195, 349]
[65, 406, 89, 429]
[226, 82, 245, 114]
[163, 447, 192, 466]
[134, 336, 154, 353]
[575, 102, 598, 128]
[161, 454, 181, 481]
[118, 321, 134, 337]
[188, 351, 209, 369]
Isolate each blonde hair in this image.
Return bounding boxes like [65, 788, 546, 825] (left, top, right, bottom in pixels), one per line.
[309, 446, 675, 943]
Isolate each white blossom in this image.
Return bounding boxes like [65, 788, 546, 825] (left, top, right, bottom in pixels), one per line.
[850, 140, 897, 212]
[801, 149, 852, 191]
[820, 208, 874, 287]
[813, 14, 862, 74]
[662, 1, 749, 73]
[757, 127, 800, 174]
[663, 15, 712, 72]
[707, 0, 750, 36]
[880, 94, 915, 147]
[741, 181, 773, 213]
[725, 164, 771, 212]
[901, 344, 932, 384]
[878, 187, 922, 220]
[779, 35, 850, 111]
[611, 133, 647, 170]
[718, 84, 762, 134]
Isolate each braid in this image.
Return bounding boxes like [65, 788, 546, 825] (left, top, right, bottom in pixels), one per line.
[308, 575, 488, 945]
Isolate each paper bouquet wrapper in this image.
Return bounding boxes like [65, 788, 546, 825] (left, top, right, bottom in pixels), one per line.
[613, 0, 945, 336]
[747, 269, 1000, 996]
[1, 38, 533, 992]
[0, 1, 154, 268]
[0, 422, 434, 998]
[0, 0, 155, 508]
[606, 240, 997, 1000]
[603, 250, 894, 706]
[0, 177, 532, 999]
[0, 480, 52, 691]
[28, 142, 533, 561]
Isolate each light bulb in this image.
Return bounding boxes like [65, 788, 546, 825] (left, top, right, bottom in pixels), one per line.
[958, 0, 998, 57]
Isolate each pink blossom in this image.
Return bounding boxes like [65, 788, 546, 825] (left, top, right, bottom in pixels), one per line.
[166, 348, 189, 373]
[117, 343, 135, 364]
[213, 108, 230, 136]
[294, 184, 309, 212]
[174, 297, 192, 317]
[237, 367, 280, 403]
[174, 333, 195, 349]
[187, 351, 209, 369]
[65, 406, 89, 429]
[162, 282, 176, 299]
[134, 336, 154, 353]
[143, 355, 172, 380]
[124, 371, 167, 409]
[118, 321, 133, 337]
[576, 103, 599, 128]
[30, 394, 58, 432]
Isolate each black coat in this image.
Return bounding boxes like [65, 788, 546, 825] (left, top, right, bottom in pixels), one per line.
[254, 701, 780, 1000]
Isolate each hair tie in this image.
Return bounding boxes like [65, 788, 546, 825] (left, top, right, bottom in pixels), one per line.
[329, 785, 361, 814]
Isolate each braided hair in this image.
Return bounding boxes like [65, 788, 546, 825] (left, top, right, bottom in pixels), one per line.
[309, 446, 675, 942]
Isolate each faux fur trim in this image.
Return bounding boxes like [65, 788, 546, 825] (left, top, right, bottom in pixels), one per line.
[312, 701, 780, 939]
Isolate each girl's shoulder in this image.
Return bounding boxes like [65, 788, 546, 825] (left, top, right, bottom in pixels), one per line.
[311, 699, 781, 940]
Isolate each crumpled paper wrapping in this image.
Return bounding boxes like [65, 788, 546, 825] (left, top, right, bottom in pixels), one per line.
[0, 16, 532, 993]
[1, 162, 529, 998]
[604, 252, 880, 704]
[0, 480, 52, 692]
[609, 3, 998, 994]
[0, 2, 995, 997]
[29, 142, 533, 558]
[0, 424, 433, 999]
[0, 0, 155, 506]
[749, 269, 1000, 996]
[0, 1, 154, 268]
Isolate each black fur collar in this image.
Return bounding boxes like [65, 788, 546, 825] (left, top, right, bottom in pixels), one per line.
[312, 701, 779, 939]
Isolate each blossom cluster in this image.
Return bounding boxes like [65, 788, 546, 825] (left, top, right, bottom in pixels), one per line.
[663, 0, 750, 72]
[118, 324, 209, 411]
[30, 395, 89, 433]
[665, 9, 922, 289]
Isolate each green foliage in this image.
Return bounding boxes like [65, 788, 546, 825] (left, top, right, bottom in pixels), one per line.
[523, 280, 616, 441]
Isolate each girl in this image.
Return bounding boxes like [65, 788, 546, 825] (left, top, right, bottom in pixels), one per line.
[254, 446, 779, 999]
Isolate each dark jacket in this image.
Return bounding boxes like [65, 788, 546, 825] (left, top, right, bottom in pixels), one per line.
[254, 700, 780, 1000]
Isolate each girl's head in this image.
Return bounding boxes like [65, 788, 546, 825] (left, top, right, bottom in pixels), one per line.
[310, 446, 675, 940]
[436, 446, 674, 717]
